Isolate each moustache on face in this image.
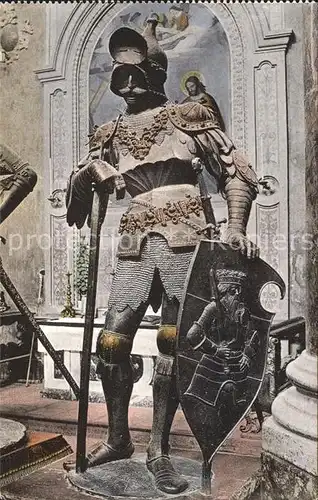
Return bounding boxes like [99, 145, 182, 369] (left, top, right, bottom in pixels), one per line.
[221, 295, 240, 309]
[119, 87, 148, 95]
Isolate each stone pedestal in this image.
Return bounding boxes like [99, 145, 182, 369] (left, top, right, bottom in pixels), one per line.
[68, 455, 202, 500]
[262, 350, 318, 498]
[0, 418, 26, 455]
[261, 4, 318, 499]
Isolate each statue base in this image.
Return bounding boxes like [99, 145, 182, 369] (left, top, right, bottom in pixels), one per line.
[0, 418, 26, 454]
[67, 454, 203, 499]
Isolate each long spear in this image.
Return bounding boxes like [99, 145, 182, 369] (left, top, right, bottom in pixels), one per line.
[75, 186, 108, 473]
[0, 258, 80, 398]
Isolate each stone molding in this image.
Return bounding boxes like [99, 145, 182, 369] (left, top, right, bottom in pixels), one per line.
[287, 350, 318, 395]
[263, 415, 317, 477]
[263, 355, 317, 476]
[261, 6, 318, 492]
[0, 5, 34, 66]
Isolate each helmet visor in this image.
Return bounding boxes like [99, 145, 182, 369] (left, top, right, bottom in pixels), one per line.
[110, 63, 149, 96]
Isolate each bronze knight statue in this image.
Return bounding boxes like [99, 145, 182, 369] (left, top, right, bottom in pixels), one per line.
[66, 19, 259, 495]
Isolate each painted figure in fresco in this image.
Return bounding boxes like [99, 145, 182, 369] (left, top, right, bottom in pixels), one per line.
[166, 4, 189, 32]
[186, 268, 259, 413]
[182, 75, 225, 131]
[66, 18, 258, 494]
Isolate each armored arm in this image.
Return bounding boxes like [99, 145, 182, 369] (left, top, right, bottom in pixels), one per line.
[66, 122, 125, 229]
[66, 159, 125, 229]
[195, 128, 259, 257]
[0, 143, 37, 224]
[168, 103, 259, 256]
[168, 103, 258, 238]
[221, 149, 258, 235]
[187, 301, 221, 355]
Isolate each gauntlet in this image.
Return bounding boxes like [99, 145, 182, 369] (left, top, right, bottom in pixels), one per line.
[66, 159, 125, 229]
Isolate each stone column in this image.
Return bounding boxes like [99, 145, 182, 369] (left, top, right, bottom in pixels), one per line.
[261, 4, 318, 499]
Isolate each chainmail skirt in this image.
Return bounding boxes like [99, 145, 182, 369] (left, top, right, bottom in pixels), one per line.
[108, 233, 195, 312]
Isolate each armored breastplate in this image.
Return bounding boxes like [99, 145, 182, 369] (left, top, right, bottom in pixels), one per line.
[113, 107, 174, 161]
[122, 159, 197, 197]
[93, 104, 225, 257]
[111, 106, 197, 175]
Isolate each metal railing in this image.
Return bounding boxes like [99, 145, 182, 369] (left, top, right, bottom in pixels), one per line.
[258, 316, 305, 414]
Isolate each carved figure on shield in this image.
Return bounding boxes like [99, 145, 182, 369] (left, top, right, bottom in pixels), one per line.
[65, 18, 258, 495]
[186, 268, 260, 415]
[177, 240, 285, 493]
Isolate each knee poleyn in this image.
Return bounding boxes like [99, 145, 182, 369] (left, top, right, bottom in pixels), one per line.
[97, 329, 133, 364]
[156, 324, 177, 356]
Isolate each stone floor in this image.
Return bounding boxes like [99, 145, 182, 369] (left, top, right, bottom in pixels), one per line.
[0, 383, 262, 499]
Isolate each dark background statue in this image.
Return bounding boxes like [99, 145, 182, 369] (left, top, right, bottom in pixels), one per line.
[0, 143, 37, 225]
[65, 17, 258, 495]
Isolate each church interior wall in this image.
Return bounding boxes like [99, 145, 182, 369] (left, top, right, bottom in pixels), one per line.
[284, 4, 307, 317]
[1, 4, 46, 311]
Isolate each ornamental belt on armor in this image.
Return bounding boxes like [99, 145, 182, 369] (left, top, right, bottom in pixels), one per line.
[119, 193, 203, 235]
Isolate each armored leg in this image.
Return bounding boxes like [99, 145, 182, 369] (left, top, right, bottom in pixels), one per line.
[147, 295, 188, 494]
[87, 304, 148, 467]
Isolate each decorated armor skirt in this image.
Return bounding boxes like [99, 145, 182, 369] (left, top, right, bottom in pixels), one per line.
[108, 233, 195, 313]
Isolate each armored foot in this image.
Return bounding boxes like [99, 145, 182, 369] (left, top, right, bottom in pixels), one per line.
[63, 441, 134, 472]
[146, 455, 189, 494]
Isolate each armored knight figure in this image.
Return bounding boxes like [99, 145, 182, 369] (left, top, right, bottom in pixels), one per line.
[66, 19, 259, 494]
[186, 269, 260, 410]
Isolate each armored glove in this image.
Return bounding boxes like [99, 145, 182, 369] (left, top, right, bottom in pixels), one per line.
[0, 143, 37, 225]
[222, 150, 259, 259]
[66, 159, 125, 229]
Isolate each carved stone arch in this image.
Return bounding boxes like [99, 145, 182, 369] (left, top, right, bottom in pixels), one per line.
[72, 2, 257, 158]
[44, 2, 266, 161]
[39, 0, 273, 182]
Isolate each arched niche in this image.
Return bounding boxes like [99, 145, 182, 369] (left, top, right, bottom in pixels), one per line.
[88, 4, 231, 134]
[37, 3, 292, 317]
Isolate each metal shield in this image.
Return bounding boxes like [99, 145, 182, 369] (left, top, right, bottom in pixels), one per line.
[176, 240, 285, 465]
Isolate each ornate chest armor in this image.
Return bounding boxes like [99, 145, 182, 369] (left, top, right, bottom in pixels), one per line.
[85, 101, 258, 257]
[113, 107, 174, 161]
[107, 106, 200, 175]
[92, 104, 225, 257]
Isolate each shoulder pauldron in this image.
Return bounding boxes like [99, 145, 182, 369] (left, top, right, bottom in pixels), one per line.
[167, 102, 219, 134]
[89, 117, 120, 152]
